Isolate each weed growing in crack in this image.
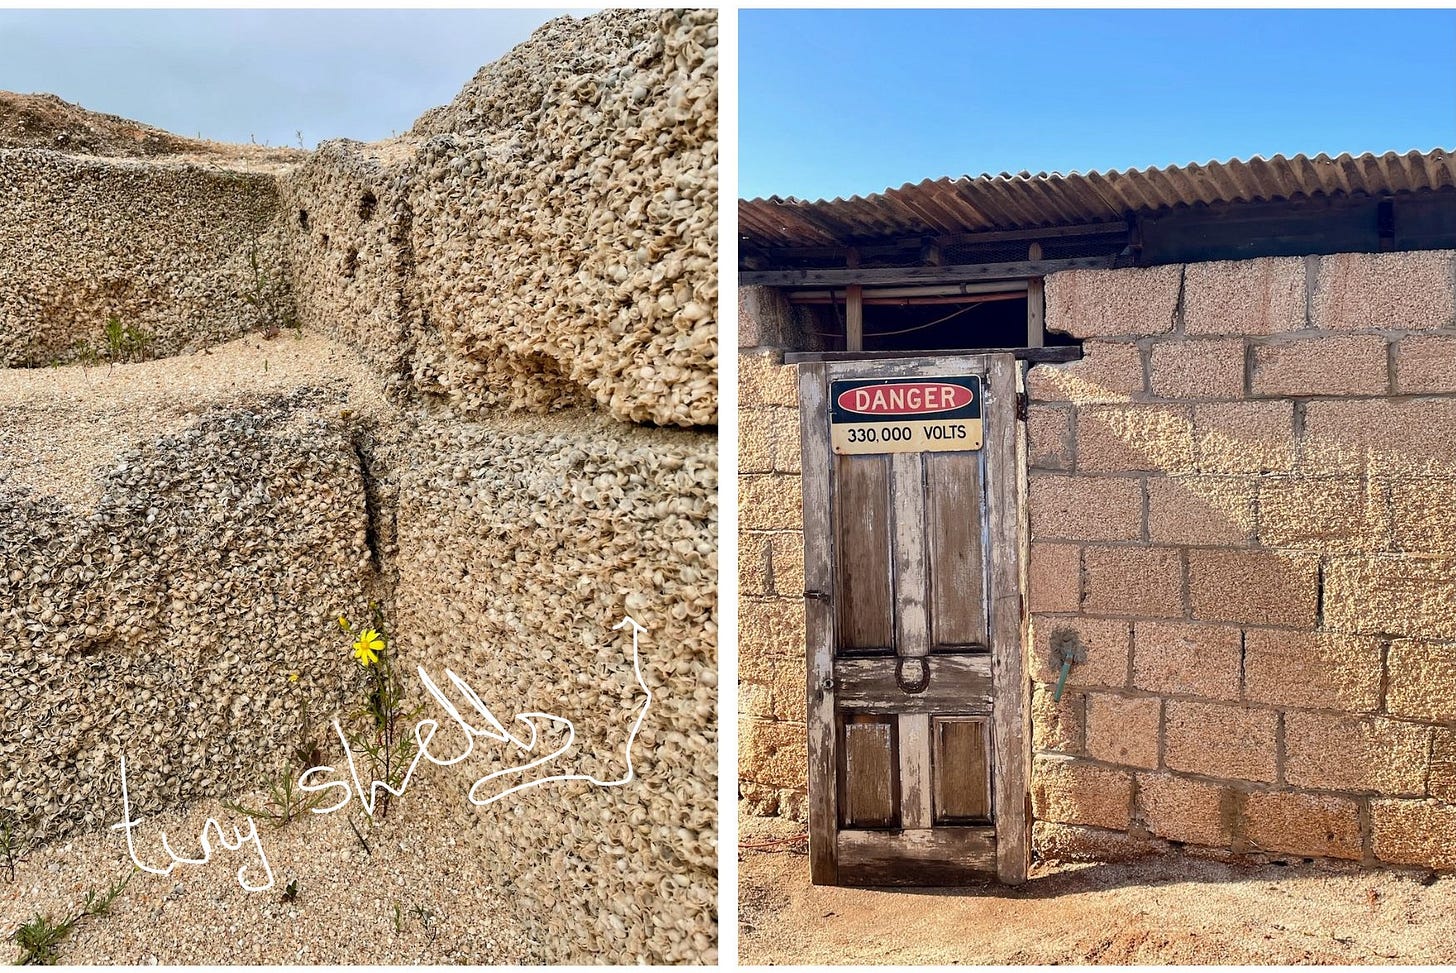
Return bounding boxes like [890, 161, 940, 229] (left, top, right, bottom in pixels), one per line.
[0, 811, 36, 883]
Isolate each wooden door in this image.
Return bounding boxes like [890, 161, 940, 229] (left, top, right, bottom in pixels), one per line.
[797, 353, 1029, 886]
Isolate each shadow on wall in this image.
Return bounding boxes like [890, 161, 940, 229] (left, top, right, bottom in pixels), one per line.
[1024, 251, 1456, 872]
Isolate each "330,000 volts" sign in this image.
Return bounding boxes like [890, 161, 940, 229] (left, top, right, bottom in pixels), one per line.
[829, 376, 983, 455]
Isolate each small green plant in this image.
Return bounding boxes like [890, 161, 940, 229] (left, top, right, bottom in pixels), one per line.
[281, 879, 299, 903]
[340, 604, 420, 821]
[80, 874, 129, 918]
[244, 234, 300, 335]
[222, 760, 327, 829]
[12, 913, 74, 966]
[100, 315, 153, 364]
[390, 901, 438, 942]
[0, 811, 36, 883]
[65, 315, 153, 368]
[12, 872, 130, 965]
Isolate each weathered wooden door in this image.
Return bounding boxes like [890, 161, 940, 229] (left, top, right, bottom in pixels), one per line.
[797, 353, 1028, 886]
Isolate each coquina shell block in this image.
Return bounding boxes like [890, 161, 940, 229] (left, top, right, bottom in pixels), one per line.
[0, 151, 293, 367]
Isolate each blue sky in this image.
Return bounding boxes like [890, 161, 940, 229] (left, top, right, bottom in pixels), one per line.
[741, 8, 1456, 201]
[0, 9, 595, 147]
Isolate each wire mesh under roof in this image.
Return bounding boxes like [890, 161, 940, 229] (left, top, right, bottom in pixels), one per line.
[740, 150, 1456, 250]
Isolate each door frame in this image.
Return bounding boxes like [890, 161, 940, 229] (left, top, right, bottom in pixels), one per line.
[797, 352, 1030, 885]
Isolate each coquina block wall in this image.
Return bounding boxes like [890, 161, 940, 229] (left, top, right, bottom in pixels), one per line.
[0, 151, 293, 366]
[2, 7, 716, 962]
[738, 250, 1456, 873]
[738, 288, 811, 819]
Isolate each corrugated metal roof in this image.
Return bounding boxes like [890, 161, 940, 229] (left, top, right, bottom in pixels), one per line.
[740, 149, 1456, 249]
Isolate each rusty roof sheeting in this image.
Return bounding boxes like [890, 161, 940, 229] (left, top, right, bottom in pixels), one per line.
[740, 149, 1456, 249]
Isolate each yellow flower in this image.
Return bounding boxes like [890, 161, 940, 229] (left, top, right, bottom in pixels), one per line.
[288, 672, 299, 682]
[352, 628, 384, 667]
[338, 615, 351, 632]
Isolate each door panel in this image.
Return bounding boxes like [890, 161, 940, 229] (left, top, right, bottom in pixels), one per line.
[840, 715, 898, 828]
[834, 455, 893, 654]
[934, 717, 992, 823]
[799, 354, 1029, 887]
[926, 451, 988, 651]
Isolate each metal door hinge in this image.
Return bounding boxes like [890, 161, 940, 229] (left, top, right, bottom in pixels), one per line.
[804, 589, 831, 602]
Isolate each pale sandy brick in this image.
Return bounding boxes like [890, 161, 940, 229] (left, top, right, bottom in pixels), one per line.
[1147, 475, 1255, 546]
[1085, 692, 1161, 769]
[1027, 405, 1073, 469]
[1257, 476, 1388, 552]
[1390, 478, 1456, 555]
[1077, 404, 1194, 474]
[1149, 338, 1245, 399]
[1132, 620, 1241, 700]
[761, 656, 807, 723]
[1164, 700, 1278, 783]
[1032, 682, 1086, 754]
[740, 682, 773, 720]
[1371, 800, 1456, 869]
[1045, 265, 1182, 339]
[1030, 614, 1132, 689]
[1285, 711, 1429, 796]
[1183, 256, 1307, 336]
[739, 407, 776, 473]
[740, 718, 807, 790]
[1195, 400, 1295, 474]
[739, 598, 806, 660]
[1030, 681, 1089, 757]
[740, 781, 803, 819]
[1241, 790, 1363, 861]
[739, 649, 809, 725]
[1386, 639, 1456, 723]
[739, 636, 801, 693]
[740, 285, 797, 349]
[777, 417, 802, 474]
[1027, 340, 1146, 404]
[1028, 542, 1080, 614]
[739, 531, 771, 598]
[1430, 728, 1456, 802]
[1031, 755, 1133, 829]
[1083, 546, 1184, 618]
[1187, 548, 1317, 627]
[1243, 629, 1382, 714]
[759, 405, 802, 474]
[1303, 398, 1456, 477]
[1313, 250, 1456, 331]
[1324, 554, 1456, 639]
[739, 349, 799, 407]
[768, 531, 804, 597]
[739, 473, 801, 531]
[1397, 334, 1456, 394]
[1250, 334, 1389, 397]
[1033, 821, 1168, 863]
[1029, 474, 1142, 542]
[1136, 772, 1236, 846]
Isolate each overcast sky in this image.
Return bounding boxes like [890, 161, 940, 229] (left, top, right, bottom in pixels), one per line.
[0, 8, 597, 147]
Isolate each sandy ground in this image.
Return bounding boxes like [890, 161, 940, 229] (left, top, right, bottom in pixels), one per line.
[739, 816, 1456, 965]
[0, 762, 543, 964]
